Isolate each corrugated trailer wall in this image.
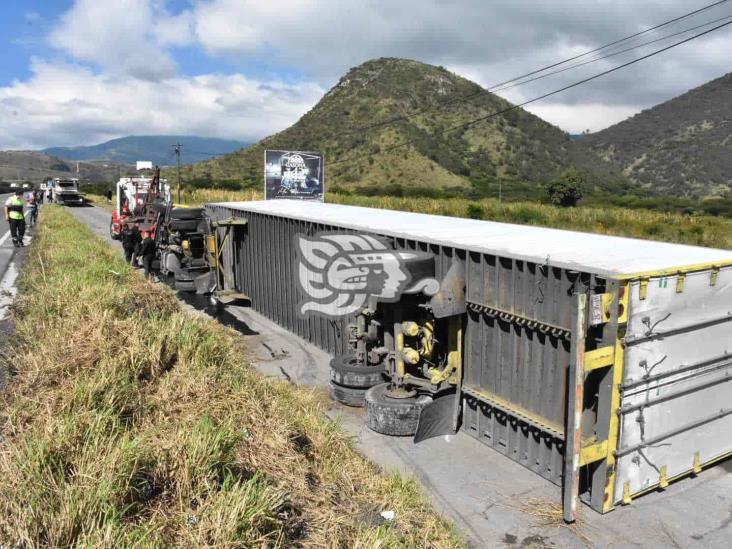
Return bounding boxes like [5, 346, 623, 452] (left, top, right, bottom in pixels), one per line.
[208, 204, 354, 355]
[462, 255, 593, 486]
[205, 201, 732, 516]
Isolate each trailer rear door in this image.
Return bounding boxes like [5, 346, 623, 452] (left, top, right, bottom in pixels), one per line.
[614, 266, 732, 503]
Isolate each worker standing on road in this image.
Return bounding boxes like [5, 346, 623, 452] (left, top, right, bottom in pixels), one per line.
[26, 193, 39, 227]
[4, 190, 26, 247]
[120, 223, 140, 264]
[138, 230, 156, 280]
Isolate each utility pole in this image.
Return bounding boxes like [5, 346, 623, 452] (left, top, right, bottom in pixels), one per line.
[173, 143, 182, 204]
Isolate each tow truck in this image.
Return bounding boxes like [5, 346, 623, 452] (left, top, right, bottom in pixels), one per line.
[110, 165, 209, 291]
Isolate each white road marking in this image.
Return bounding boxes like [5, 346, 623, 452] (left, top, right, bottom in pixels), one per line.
[0, 260, 18, 320]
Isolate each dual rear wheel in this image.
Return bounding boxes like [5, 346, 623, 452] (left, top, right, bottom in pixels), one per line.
[328, 353, 431, 436]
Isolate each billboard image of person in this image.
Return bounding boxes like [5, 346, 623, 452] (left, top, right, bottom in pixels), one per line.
[265, 150, 324, 201]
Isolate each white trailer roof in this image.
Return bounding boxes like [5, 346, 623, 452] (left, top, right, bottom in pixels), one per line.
[211, 200, 732, 277]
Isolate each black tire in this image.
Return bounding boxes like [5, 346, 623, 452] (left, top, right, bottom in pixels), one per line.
[329, 382, 367, 407]
[169, 207, 205, 220]
[168, 218, 202, 232]
[365, 383, 431, 436]
[174, 279, 196, 292]
[110, 219, 120, 240]
[330, 355, 384, 388]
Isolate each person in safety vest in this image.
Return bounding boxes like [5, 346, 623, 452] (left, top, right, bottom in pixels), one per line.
[4, 190, 26, 247]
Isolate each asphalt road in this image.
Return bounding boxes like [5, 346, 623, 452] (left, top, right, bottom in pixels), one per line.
[67, 202, 732, 549]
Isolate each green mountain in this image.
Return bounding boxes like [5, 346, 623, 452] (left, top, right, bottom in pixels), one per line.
[577, 72, 732, 198]
[43, 135, 249, 166]
[177, 58, 585, 198]
[0, 151, 126, 186]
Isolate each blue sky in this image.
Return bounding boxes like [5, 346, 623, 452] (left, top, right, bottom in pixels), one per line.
[1, 0, 731, 150]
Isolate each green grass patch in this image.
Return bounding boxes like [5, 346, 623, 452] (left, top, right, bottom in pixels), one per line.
[0, 206, 462, 548]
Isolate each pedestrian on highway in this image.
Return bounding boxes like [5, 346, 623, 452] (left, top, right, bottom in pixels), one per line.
[129, 225, 141, 266]
[138, 230, 156, 280]
[45, 187, 52, 203]
[36, 190, 44, 206]
[26, 193, 38, 227]
[120, 223, 139, 264]
[4, 189, 26, 247]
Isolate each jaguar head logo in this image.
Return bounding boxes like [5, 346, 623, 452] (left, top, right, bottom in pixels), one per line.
[296, 233, 439, 317]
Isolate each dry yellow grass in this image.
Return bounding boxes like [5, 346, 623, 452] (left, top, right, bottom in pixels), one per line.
[0, 206, 462, 548]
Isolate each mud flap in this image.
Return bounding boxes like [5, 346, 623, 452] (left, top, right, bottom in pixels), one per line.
[413, 394, 459, 443]
[194, 271, 216, 295]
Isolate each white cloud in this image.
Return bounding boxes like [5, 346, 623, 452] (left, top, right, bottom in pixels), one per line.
[523, 103, 640, 134]
[154, 9, 195, 47]
[0, 60, 324, 150]
[48, 0, 177, 80]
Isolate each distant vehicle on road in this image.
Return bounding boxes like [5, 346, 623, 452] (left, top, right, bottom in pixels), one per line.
[51, 178, 84, 206]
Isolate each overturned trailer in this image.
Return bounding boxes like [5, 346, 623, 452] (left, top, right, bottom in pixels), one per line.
[205, 200, 732, 520]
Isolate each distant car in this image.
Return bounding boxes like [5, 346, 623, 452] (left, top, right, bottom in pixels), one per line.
[10, 183, 18, 188]
[22, 183, 30, 189]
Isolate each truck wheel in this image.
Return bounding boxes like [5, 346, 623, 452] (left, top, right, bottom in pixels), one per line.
[174, 279, 196, 292]
[330, 355, 384, 388]
[365, 383, 431, 436]
[170, 207, 205, 220]
[329, 381, 367, 408]
[169, 218, 203, 232]
[110, 219, 120, 240]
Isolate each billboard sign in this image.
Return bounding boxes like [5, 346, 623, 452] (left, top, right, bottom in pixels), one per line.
[264, 150, 324, 201]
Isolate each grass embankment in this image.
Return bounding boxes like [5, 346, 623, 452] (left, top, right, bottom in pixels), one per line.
[0, 206, 461, 548]
[171, 187, 732, 249]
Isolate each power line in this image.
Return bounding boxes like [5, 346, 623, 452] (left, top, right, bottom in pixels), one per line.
[347, 0, 730, 135]
[490, 13, 732, 94]
[485, 0, 730, 90]
[329, 17, 732, 168]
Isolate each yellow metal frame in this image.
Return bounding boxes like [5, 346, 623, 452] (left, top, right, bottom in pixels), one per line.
[618, 259, 732, 281]
[619, 449, 732, 504]
[580, 440, 608, 467]
[584, 346, 614, 373]
[602, 280, 630, 512]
